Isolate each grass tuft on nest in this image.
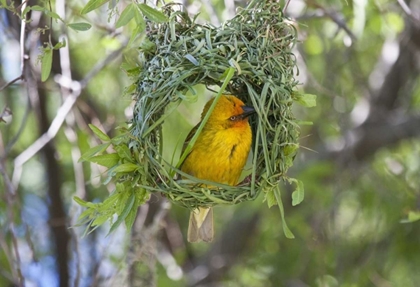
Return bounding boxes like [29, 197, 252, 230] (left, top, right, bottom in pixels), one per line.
[76, 1, 315, 238]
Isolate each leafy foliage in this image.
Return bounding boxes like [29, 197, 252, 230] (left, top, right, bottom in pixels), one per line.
[75, 1, 314, 238]
[2, 0, 420, 286]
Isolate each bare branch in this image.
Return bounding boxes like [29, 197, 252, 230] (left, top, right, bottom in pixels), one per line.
[283, 0, 292, 14]
[20, 1, 28, 74]
[397, 0, 420, 24]
[298, 2, 357, 41]
[0, 76, 23, 91]
[3, 95, 31, 156]
[128, 197, 171, 287]
[12, 41, 127, 187]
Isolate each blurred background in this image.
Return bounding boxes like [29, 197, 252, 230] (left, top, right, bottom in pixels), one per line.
[1, 0, 420, 286]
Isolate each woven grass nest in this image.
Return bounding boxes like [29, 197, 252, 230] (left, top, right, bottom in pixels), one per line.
[128, 1, 300, 210]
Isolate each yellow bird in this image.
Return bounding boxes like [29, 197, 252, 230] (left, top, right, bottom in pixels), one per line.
[181, 95, 255, 242]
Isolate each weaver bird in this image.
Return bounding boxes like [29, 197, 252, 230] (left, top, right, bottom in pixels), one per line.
[181, 95, 255, 242]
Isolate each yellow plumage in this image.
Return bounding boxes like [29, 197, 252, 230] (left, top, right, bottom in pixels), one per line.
[180, 95, 254, 242]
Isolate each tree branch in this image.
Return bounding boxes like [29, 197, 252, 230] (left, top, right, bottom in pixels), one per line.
[12, 41, 127, 187]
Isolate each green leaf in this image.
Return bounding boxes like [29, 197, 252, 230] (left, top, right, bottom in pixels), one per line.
[115, 144, 132, 161]
[401, 211, 420, 223]
[115, 3, 135, 28]
[113, 163, 139, 173]
[108, 192, 136, 234]
[137, 4, 168, 23]
[76, 208, 95, 222]
[265, 189, 277, 208]
[128, 21, 145, 47]
[79, 143, 110, 162]
[133, 6, 146, 26]
[53, 40, 66, 49]
[45, 10, 63, 22]
[68, 22, 92, 31]
[73, 196, 95, 208]
[185, 54, 199, 66]
[125, 203, 139, 231]
[408, 211, 420, 222]
[284, 144, 298, 156]
[22, 5, 32, 17]
[139, 38, 156, 53]
[41, 48, 53, 82]
[274, 187, 295, 239]
[89, 124, 110, 141]
[30, 5, 45, 11]
[90, 153, 120, 168]
[81, 0, 110, 14]
[294, 120, 313, 126]
[291, 180, 305, 206]
[92, 214, 110, 227]
[294, 93, 317, 107]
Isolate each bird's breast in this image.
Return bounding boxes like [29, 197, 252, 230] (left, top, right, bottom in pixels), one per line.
[181, 125, 252, 186]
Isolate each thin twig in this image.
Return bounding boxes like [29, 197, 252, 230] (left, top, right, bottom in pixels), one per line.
[283, 0, 292, 14]
[0, 76, 23, 91]
[12, 89, 79, 185]
[301, 2, 357, 41]
[128, 199, 171, 287]
[12, 40, 127, 187]
[397, 0, 420, 24]
[4, 95, 31, 157]
[55, 0, 86, 284]
[20, 1, 28, 74]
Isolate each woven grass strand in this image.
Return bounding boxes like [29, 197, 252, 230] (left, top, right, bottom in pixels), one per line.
[128, 2, 299, 209]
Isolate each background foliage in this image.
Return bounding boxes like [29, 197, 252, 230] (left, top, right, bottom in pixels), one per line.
[1, 0, 420, 287]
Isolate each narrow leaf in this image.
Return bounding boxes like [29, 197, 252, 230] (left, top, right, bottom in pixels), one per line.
[294, 120, 313, 126]
[92, 214, 110, 227]
[90, 153, 120, 168]
[108, 192, 136, 234]
[30, 5, 45, 11]
[138, 4, 168, 23]
[408, 211, 420, 222]
[53, 40, 66, 49]
[292, 180, 305, 206]
[68, 22, 92, 31]
[125, 204, 139, 231]
[265, 189, 277, 208]
[115, 144, 132, 161]
[45, 10, 64, 22]
[274, 187, 295, 239]
[81, 0, 110, 14]
[89, 124, 110, 141]
[133, 6, 145, 26]
[115, 3, 135, 28]
[79, 143, 110, 162]
[401, 211, 420, 223]
[295, 93, 317, 107]
[113, 163, 139, 173]
[22, 5, 32, 17]
[73, 196, 95, 208]
[41, 48, 53, 82]
[185, 54, 199, 66]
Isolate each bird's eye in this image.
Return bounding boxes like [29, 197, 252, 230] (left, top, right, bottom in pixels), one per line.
[229, 116, 237, 121]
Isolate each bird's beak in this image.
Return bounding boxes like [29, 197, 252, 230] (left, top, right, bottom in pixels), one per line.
[240, 106, 256, 119]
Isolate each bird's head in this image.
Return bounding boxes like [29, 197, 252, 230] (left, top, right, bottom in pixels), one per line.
[201, 95, 256, 129]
